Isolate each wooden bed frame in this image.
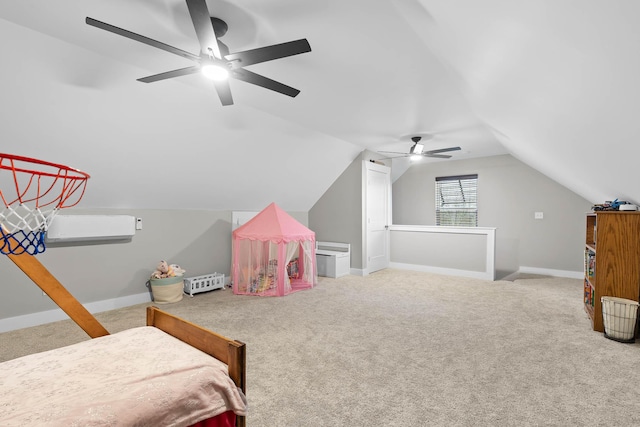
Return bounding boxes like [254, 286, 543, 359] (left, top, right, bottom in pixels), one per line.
[147, 305, 247, 427]
[7, 249, 247, 427]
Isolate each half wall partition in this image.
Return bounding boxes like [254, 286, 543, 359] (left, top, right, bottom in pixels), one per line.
[389, 225, 496, 281]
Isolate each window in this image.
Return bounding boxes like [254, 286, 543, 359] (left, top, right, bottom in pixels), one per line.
[435, 174, 478, 226]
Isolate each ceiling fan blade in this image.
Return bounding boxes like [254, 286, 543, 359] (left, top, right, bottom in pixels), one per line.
[424, 154, 452, 159]
[225, 39, 311, 68]
[425, 147, 461, 155]
[378, 155, 408, 160]
[218, 40, 230, 57]
[137, 65, 201, 83]
[232, 69, 300, 97]
[378, 151, 409, 155]
[213, 80, 233, 106]
[185, 0, 222, 59]
[86, 17, 199, 62]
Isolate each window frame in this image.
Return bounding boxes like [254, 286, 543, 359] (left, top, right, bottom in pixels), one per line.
[435, 174, 478, 227]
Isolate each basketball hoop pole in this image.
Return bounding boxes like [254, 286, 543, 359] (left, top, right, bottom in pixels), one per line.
[7, 250, 110, 338]
[2, 224, 108, 338]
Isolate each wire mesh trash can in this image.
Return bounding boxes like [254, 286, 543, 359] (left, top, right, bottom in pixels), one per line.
[601, 296, 639, 343]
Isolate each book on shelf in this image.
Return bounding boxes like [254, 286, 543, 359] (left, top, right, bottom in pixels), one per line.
[584, 249, 596, 278]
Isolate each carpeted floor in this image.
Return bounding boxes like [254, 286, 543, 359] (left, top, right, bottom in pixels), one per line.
[1, 269, 639, 426]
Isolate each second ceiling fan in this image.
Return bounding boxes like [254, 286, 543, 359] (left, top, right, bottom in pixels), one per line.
[379, 136, 461, 159]
[86, 0, 311, 106]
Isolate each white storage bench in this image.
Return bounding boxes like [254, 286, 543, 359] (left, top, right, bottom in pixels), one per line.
[315, 241, 350, 278]
[183, 273, 225, 297]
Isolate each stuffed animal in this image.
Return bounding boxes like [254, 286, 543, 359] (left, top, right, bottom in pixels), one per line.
[151, 260, 175, 279]
[170, 264, 186, 276]
[151, 260, 187, 279]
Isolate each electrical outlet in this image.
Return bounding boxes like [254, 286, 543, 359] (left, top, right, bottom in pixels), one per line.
[136, 217, 143, 230]
[534, 212, 544, 220]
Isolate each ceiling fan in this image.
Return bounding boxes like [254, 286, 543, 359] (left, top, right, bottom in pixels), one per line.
[379, 136, 461, 159]
[86, 0, 311, 106]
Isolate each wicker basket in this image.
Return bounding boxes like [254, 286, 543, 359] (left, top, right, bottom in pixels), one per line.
[601, 296, 639, 343]
[149, 276, 184, 304]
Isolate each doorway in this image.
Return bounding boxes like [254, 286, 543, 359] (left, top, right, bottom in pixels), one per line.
[364, 161, 391, 274]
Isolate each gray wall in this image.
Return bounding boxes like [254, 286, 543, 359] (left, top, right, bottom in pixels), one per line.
[307, 149, 391, 270]
[390, 229, 487, 272]
[0, 208, 307, 320]
[392, 154, 592, 277]
[1, 153, 591, 323]
[308, 152, 364, 268]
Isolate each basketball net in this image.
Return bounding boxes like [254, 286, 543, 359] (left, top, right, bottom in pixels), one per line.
[0, 153, 90, 255]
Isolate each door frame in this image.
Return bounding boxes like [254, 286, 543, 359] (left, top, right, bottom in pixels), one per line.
[362, 161, 392, 275]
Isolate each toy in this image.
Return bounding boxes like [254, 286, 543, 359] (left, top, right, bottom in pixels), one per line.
[151, 260, 185, 279]
[170, 264, 186, 276]
[592, 199, 633, 211]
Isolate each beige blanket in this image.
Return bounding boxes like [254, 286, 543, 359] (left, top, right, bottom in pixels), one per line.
[0, 326, 247, 426]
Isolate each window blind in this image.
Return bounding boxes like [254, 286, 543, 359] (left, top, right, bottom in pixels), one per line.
[435, 174, 478, 226]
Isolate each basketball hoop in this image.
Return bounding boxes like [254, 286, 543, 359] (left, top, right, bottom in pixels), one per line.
[0, 153, 90, 255]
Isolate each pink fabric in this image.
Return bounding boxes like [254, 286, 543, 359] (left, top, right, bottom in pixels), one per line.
[232, 203, 316, 297]
[232, 202, 315, 243]
[0, 327, 247, 426]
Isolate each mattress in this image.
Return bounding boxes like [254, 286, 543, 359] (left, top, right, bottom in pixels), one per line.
[0, 326, 247, 426]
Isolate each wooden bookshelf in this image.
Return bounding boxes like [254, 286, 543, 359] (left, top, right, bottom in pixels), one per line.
[584, 211, 640, 332]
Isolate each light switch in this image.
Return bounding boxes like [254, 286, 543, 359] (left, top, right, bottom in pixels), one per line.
[534, 212, 544, 220]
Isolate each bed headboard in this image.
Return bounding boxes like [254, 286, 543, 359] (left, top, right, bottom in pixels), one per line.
[146, 306, 246, 395]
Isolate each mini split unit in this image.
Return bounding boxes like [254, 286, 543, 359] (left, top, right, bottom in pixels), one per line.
[45, 215, 136, 243]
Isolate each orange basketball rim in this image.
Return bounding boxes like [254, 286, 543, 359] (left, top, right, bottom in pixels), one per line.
[0, 153, 90, 255]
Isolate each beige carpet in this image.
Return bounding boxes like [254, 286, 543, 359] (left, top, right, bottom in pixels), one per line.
[2, 269, 640, 426]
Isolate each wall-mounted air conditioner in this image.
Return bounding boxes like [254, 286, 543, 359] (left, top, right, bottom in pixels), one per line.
[45, 215, 136, 243]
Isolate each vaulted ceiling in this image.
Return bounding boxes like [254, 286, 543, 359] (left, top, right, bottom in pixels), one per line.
[1, 1, 638, 212]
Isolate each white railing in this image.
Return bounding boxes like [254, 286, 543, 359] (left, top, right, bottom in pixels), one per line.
[389, 225, 496, 281]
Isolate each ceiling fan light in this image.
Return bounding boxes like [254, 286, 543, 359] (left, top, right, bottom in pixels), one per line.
[410, 154, 422, 161]
[201, 64, 229, 81]
[410, 143, 424, 154]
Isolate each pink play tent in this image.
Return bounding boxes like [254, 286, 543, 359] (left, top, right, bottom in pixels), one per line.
[232, 203, 317, 296]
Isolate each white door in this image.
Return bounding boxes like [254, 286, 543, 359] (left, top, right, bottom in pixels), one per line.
[364, 161, 391, 274]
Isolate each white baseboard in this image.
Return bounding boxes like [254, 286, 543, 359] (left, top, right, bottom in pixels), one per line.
[0, 292, 152, 333]
[385, 264, 581, 281]
[499, 271, 521, 281]
[518, 266, 583, 279]
[350, 268, 365, 276]
[389, 262, 494, 281]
